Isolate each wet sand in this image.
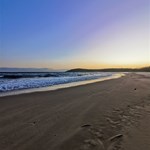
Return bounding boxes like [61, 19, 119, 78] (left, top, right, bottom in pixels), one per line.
[0, 73, 150, 150]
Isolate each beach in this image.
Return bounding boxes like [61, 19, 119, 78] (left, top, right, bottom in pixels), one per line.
[0, 73, 150, 150]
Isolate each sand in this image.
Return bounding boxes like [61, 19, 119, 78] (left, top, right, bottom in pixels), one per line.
[0, 73, 150, 150]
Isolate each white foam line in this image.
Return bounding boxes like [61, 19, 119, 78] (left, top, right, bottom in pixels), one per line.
[0, 73, 125, 97]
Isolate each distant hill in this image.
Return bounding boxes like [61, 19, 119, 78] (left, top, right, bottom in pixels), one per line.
[67, 66, 150, 72]
[0, 68, 54, 72]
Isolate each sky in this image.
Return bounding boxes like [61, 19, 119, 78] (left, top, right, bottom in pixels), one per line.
[0, 0, 149, 69]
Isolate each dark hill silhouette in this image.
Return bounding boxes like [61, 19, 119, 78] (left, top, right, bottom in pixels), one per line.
[67, 66, 150, 72]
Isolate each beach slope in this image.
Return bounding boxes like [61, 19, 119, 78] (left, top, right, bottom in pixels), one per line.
[0, 73, 150, 150]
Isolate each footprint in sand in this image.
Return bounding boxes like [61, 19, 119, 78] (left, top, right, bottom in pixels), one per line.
[81, 138, 105, 150]
[106, 134, 123, 150]
[81, 134, 123, 150]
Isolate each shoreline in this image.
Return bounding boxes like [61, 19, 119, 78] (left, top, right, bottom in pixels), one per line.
[0, 73, 150, 150]
[0, 73, 124, 97]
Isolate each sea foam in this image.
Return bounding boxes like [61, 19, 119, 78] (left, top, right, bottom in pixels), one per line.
[0, 72, 113, 92]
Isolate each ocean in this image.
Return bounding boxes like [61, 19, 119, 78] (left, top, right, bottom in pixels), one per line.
[0, 72, 123, 96]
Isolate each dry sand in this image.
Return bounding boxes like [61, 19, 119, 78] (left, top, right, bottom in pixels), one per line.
[0, 73, 150, 150]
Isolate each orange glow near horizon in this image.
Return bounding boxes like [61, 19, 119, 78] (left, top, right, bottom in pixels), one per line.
[1, 58, 149, 70]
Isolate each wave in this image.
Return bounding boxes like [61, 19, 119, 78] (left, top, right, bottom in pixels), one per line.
[0, 72, 113, 92]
